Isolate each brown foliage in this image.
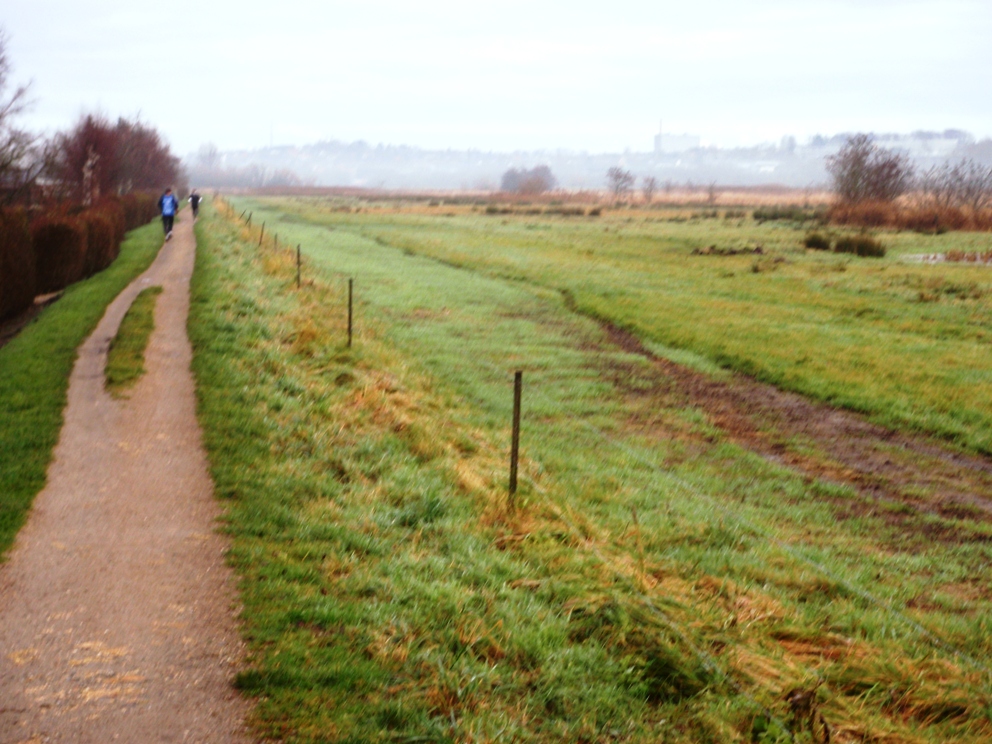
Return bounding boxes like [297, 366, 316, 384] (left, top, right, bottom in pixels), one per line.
[0, 207, 36, 320]
[829, 201, 992, 233]
[120, 193, 160, 229]
[48, 114, 183, 202]
[827, 200, 897, 227]
[32, 212, 88, 293]
[899, 206, 968, 234]
[27, 193, 159, 296]
[81, 207, 120, 275]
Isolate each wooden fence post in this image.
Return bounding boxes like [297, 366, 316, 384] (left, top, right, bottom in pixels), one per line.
[509, 371, 522, 506]
[347, 278, 353, 348]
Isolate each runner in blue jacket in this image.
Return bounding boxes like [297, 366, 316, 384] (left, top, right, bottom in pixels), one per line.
[158, 187, 179, 240]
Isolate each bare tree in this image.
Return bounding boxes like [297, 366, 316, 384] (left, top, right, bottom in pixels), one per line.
[0, 30, 39, 205]
[917, 163, 959, 211]
[916, 159, 992, 213]
[826, 133, 913, 203]
[707, 181, 718, 205]
[607, 167, 634, 201]
[641, 176, 658, 205]
[955, 160, 992, 213]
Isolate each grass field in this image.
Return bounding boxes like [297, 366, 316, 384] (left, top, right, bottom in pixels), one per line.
[0, 221, 162, 559]
[192, 198, 992, 743]
[242, 196, 992, 455]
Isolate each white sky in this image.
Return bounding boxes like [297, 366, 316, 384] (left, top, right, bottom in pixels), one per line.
[4, 0, 991, 156]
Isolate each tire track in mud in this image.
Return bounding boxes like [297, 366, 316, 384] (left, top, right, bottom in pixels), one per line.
[592, 319, 992, 544]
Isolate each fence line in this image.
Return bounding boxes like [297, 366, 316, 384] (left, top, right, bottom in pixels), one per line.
[218, 196, 992, 688]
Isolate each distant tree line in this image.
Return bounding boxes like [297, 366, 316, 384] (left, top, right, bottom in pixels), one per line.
[187, 143, 304, 189]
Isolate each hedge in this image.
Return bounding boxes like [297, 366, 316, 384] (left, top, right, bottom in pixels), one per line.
[0, 208, 36, 321]
[1, 194, 162, 320]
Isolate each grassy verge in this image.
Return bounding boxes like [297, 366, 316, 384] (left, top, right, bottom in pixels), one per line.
[105, 285, 163, 396]
[0, 221, 162, 559]
[241, 197, 992, 454]
[192, 199, 992, 743]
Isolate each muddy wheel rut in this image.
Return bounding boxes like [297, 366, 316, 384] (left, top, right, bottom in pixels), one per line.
[597, 322, 992, 543]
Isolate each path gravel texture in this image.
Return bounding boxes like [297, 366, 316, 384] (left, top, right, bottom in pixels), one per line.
[0, 211, 252, 742]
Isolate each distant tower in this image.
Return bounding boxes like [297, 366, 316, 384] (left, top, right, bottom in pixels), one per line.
[654, 119, 663, 154]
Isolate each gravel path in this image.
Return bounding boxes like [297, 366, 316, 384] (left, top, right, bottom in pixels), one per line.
[0, 211, 252, 742]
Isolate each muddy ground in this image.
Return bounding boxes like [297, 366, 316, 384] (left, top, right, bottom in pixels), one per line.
[598, 323, 992, 545]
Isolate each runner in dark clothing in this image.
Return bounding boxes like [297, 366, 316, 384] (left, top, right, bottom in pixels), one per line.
[188, 189, 201, 220]
[158, 187, 179, 240]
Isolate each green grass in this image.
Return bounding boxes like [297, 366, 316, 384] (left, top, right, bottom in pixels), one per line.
[105, 285, 163, 396]
[246, 196, 992, 455]
[0, 221, 162, 559]
[191, 199, 992, 743]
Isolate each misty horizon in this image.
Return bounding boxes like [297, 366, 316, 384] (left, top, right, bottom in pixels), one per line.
[5, 0, 991, 160]
[187, 128, 992, 191]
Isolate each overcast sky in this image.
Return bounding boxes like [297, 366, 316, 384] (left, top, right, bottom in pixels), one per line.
[4, 0, 991, 157]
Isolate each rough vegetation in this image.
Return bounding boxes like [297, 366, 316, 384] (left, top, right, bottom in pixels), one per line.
[105, 285, 163, 396]
[190, 197, 992, 742]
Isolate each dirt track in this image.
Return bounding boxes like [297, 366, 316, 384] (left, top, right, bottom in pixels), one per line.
[0, 211, 251, 742]
[601, 323, 992, 543]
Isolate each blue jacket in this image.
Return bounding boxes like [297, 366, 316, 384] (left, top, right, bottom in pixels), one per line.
[159, 193, 179, 216]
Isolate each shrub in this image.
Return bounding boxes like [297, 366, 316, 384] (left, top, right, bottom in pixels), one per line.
[501, 166, 557, 194]
[803, 232, 831, 250]
[827, 200, 897, 227]
[0, 208, 36, 320]
[827, 134, 913, 203]
[32, 214, 88, 293]
[900, 206, 967, 234]
[120, 192, 159, 231]
[753, 205, 821, 223]
[98, 199, 127, 245]
[82, 210, 119, 275]
[31, 198, 148, 295]
[544, 206, 586, 216]
[834, 235, 885, 257]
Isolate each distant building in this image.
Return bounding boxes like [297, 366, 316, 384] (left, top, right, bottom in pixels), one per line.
[654, 132, 701, 154]
[875, 130, 972, 159]
[653, 122, 700, 154]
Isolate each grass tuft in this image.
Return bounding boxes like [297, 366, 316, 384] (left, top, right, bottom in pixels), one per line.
[105, 285, 163, 396]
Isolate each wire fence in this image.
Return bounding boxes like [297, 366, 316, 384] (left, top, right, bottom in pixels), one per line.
[219, 196, 992, 737]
